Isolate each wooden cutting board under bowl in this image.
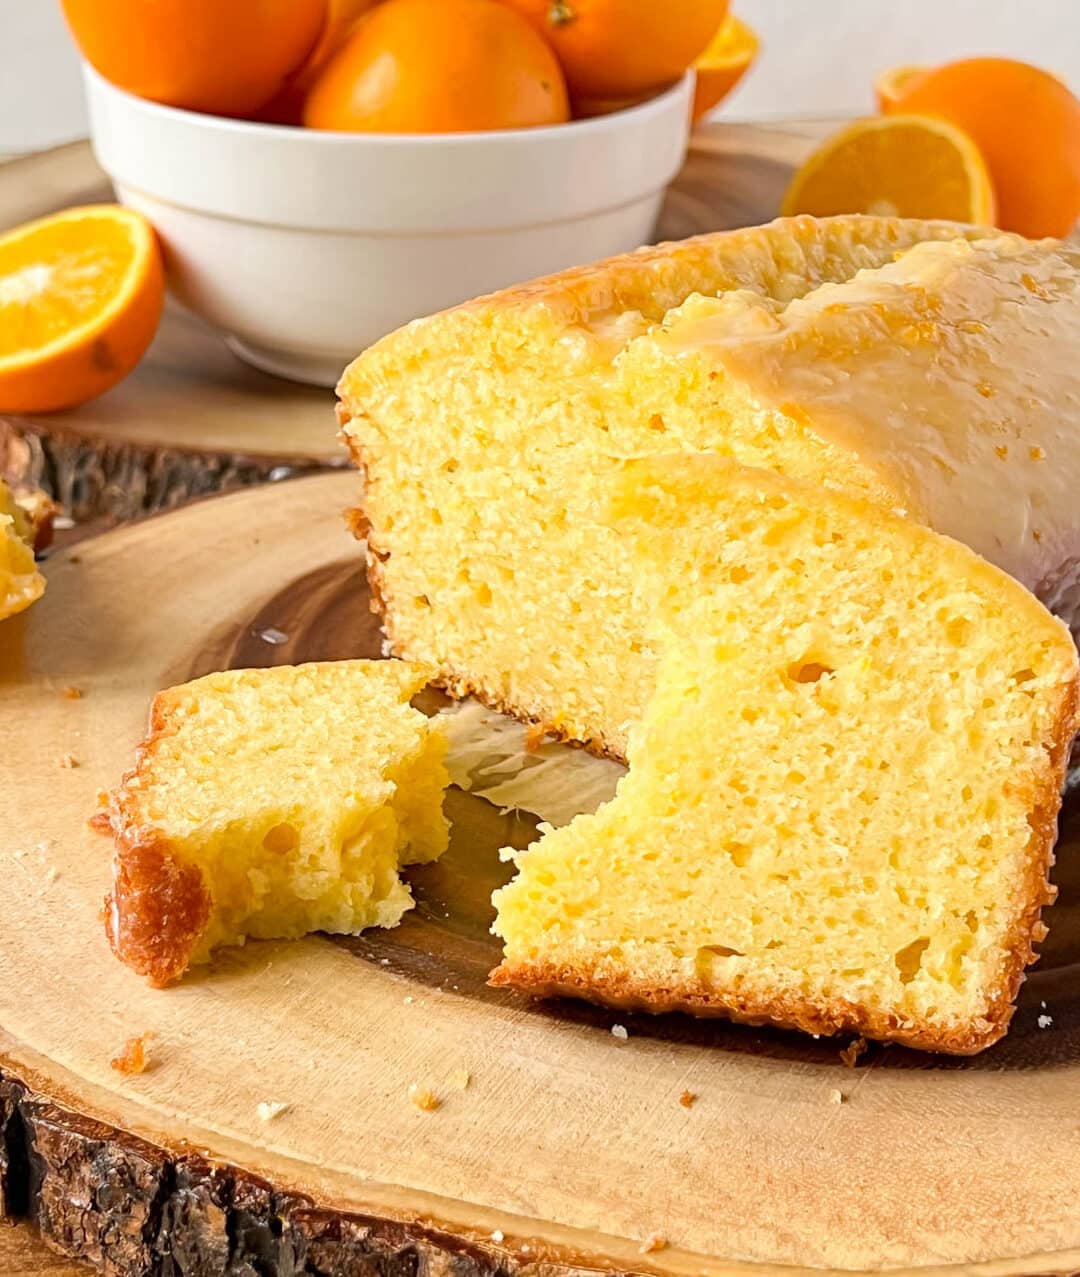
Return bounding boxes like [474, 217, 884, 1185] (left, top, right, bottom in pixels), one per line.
[0, 474, 1079, 1277]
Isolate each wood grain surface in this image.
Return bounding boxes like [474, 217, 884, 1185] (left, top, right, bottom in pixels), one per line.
[0, 121, 829, 525]
[2, 475, 1080, 1277]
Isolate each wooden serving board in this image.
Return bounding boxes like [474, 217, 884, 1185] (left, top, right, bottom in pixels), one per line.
[2, 475, 1080, 1277]
[0, 123, 819, 525]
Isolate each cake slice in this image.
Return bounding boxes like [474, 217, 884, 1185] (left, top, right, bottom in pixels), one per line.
[100, 660, 449, 986]
[491, 457, 1079, 1054]
[0, 479, 47, 621]
[339, 216, 1080, 760]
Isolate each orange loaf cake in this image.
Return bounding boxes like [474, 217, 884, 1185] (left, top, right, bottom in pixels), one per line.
[491, 456, 1080, 1054]
[0, 479, 47, 621]
[100, 660, 449, 986]
[338, 216, 1080, 760]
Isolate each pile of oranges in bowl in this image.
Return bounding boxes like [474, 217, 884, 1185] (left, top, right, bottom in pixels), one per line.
[60, 0, 759, 133]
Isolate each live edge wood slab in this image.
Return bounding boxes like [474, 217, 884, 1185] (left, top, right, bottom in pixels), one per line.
[1, 476, 1080, 1277]
[0, 122, 815, 526]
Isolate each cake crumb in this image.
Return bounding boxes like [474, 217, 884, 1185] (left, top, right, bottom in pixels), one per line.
[524, 721, 552, 753]
[403, 995, 414, 1005]
[839, 1037, 868, 1068]
[110, 1033, 153, 1076]
[1037, 1014, 1053, 1029]
[59, 753, 78, 769]
[490, 1230, 505, 1243]
[256, 1101, 290, 1122]
[61, 685, 83, 700]
[450, 1067, 471, 1090]
[829, 1088, 844, 1105]
[678, 1090, 696, 1109]
[639, 1232, 667, 1254]
[408, 1083, 440, 1112]
[611, 1024, 629, 1041]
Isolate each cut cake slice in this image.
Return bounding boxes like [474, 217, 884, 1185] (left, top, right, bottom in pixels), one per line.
[491, 456, 1079, 1054]
[339, 216, 1080, 760]
[100, 660, 449, 986]
[0, 479, 46, 622]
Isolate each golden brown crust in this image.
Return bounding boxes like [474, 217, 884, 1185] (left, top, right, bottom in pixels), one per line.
[97, 691, 212, 987]
[337, 217, 997, 409]
[102, 833, 211, 988]
[490, 679, 1079, 1057]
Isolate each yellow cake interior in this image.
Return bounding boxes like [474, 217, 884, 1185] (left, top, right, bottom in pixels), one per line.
[491, 457, 1079, 1053]
[340, 218, 1080, 760]
[0, 479, 45, 622]
[105, 660, 449, 982]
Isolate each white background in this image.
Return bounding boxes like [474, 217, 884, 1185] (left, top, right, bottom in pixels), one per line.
[1, 0, 1078, 152]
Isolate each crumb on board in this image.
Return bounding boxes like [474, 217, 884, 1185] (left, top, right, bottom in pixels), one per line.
[450, 1067, 471, 1091]
[490, 1230, 505, 1244]
[110, 1033, 153, 1076]
[839, 1036, 868, 1068]
[524, 721, 553, 753]
[678, 1090, 696, 1109]
[408, 1083, 440, 1112]
[829, 1089, 844, 1105]
[59, 753, 78, 769]
[256, 1101, 290, 1122]
[639, 1232, 667, 1254]
[1037, 1014, 1053, 1029]
[611, 1024, 629, 1041]
[61, 686, 83, 700]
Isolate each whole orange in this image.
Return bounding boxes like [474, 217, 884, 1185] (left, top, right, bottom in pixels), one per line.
[501, 0, 729, 98]
[303, 0, 570, 133]
[888, 57, 1080, 238]
[60, 0, 327, 118]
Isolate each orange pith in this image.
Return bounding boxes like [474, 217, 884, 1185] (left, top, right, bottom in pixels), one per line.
[0, 206, 164, 415]
[782, 115, 997, 225]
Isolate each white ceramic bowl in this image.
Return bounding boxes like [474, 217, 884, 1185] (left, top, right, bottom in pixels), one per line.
[84, 66, 693, 387]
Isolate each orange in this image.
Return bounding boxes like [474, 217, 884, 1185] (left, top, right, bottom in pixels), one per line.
[0, 206, 165, 415]
[501, 0, 729, 99]
[60, 0, 326, 118]
[886, 58, 1080, 238]
[257, 0, 378, 125]
[782, 115, 996, 225]
[873, 64, 928, 113]
[304, 0, 569, 133]
[692, 14, 760, 121]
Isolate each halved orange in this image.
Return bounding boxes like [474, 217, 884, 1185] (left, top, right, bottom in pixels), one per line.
[873, 64, 929, 112]
[0, 205, 164, 415]
[692, 14, 760, 121]
[781, 115, 997, 224]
